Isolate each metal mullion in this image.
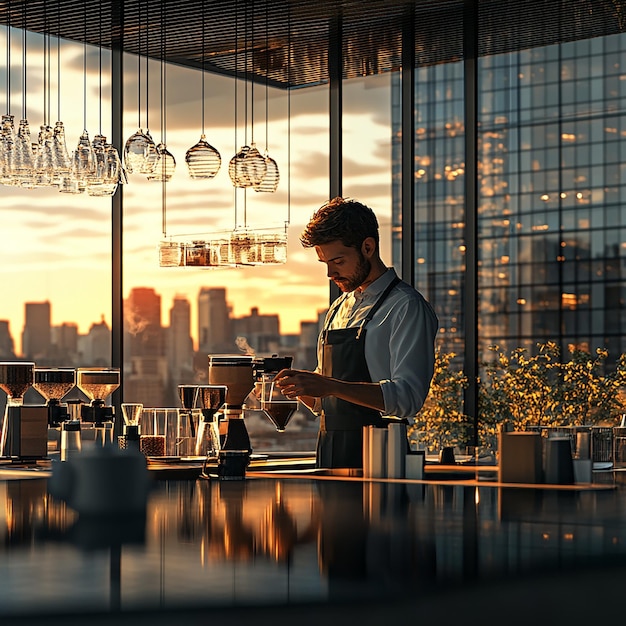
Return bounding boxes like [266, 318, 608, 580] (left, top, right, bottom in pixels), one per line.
[463, 0, 479, 449]
[401, 3, 415, 284]
[111, 0, 124, 422]
[329, 12, 342, 304]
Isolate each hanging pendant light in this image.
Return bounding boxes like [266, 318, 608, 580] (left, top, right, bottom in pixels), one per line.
[186, 0, 221, 180]
[86, 133, 108, 196]
[15, 11, 35, 188]
[73, 129, 95, 186]
[0, 10, 11, 186]
[146, 142, 176, 182]
[0, 114, 17, 186]
[148, 2, 175, 183]
[254, 0, 279, 194]
[229, 144, 252, 187]
[186, 134, 221, 179]
[52, 2, 71, 188]
[31, 123, 55, 188]
[242, 8, 267, 189]
[52, 121, 71, 184]
[87, 4, 123, 198]
[125, 128, 153, 174]
[124, 0, 156, 176]
[243, 142, 267, 186]
[14, 118, 35, 187]
[254, 153, 279, 193]
[31, 8, 56, 189]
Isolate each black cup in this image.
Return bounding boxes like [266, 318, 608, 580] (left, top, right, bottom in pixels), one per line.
[217, 450, 250, 480]
[544, 437, 575, 484]
[439, 446, 456, 464]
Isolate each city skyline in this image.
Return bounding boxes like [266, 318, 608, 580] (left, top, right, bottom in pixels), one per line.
[0, 37, 394, 356]
[0, 283, 325, 360]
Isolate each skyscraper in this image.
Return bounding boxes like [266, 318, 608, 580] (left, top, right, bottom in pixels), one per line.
[125, 287, 164, 358]
[197, 287, 233, 355]
[167, 295, 194, 383]
[0, 320, 15, 359]
[21, 301, 51, 360]
[124, 288, 168, 406]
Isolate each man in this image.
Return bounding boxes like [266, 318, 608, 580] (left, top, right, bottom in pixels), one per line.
[275, 197, 438, 469]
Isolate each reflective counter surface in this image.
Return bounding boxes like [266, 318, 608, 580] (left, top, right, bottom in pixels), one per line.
[2, 470, 626, 625]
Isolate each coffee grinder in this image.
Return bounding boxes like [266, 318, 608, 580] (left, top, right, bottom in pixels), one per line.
[208, 355, 255, 452]
[33, 367, 75, 425]
[0, 361, 48, 460]
[76, 368, 120, 445]
[33, 367, 76, 457]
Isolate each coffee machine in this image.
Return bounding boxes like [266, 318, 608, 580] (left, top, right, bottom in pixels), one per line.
[208, 355, 255, 452]
[208, 354, 293, 452]
[0, 361, 48, 460]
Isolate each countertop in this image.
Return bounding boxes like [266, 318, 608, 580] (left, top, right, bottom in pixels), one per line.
[0, 456, 625, 624]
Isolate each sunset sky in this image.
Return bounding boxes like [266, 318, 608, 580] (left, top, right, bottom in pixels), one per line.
[0, 30, 393, 353]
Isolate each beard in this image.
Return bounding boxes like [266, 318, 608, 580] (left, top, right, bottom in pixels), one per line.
[334, 253, 371, 292]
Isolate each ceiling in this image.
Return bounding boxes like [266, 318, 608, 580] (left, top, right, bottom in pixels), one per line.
[0, 0, 623, 89]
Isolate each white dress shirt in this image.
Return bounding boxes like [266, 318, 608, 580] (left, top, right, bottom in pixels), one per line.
[317, 267, 439, 420]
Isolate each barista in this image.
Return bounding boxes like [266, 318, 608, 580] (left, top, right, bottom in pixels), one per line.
[275, 197, 438, 469]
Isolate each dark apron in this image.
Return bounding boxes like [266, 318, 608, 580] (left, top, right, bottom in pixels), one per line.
[317, 276, 400, 469]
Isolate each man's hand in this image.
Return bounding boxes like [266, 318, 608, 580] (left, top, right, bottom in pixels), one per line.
[274, 369, 333, 400]
[274, 368, 386, 413]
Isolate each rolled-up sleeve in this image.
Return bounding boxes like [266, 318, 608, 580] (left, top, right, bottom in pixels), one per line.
[369, 293, 438, 419]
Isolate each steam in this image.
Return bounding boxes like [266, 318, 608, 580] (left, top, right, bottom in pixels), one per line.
[235, 336, 255, 356]
[125, 306, 149, 336]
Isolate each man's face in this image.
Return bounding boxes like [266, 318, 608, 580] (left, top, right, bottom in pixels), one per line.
[315, 240, 372, 293]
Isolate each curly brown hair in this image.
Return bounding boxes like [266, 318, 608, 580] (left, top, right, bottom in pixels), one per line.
[300, 197, 379, 250]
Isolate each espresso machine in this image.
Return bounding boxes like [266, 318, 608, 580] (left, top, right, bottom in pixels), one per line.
[208, 354, 293, 452]
[0, 361, 48, 460]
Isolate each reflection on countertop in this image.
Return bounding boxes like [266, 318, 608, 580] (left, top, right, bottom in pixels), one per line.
[1, 474, 626, 623]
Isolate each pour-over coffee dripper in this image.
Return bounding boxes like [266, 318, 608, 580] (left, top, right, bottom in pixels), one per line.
[177, 385, 199, 455]
[33, 367, 75, 426]
[121, 403, 143, 426]
[195, 384, 227, 457]
[260, 373, 298, 432]
[120, 403, 143, 451]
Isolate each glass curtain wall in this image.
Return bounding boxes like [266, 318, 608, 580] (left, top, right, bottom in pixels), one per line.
[397, 30, 626, 451]
[481, 35, 626, 359]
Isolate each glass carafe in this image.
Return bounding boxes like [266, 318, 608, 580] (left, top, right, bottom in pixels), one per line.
[260, 373, 298, 432]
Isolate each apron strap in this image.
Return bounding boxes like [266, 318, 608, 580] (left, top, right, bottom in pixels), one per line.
[324, 275, 402, 339]
[355, 276, 401, 339]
